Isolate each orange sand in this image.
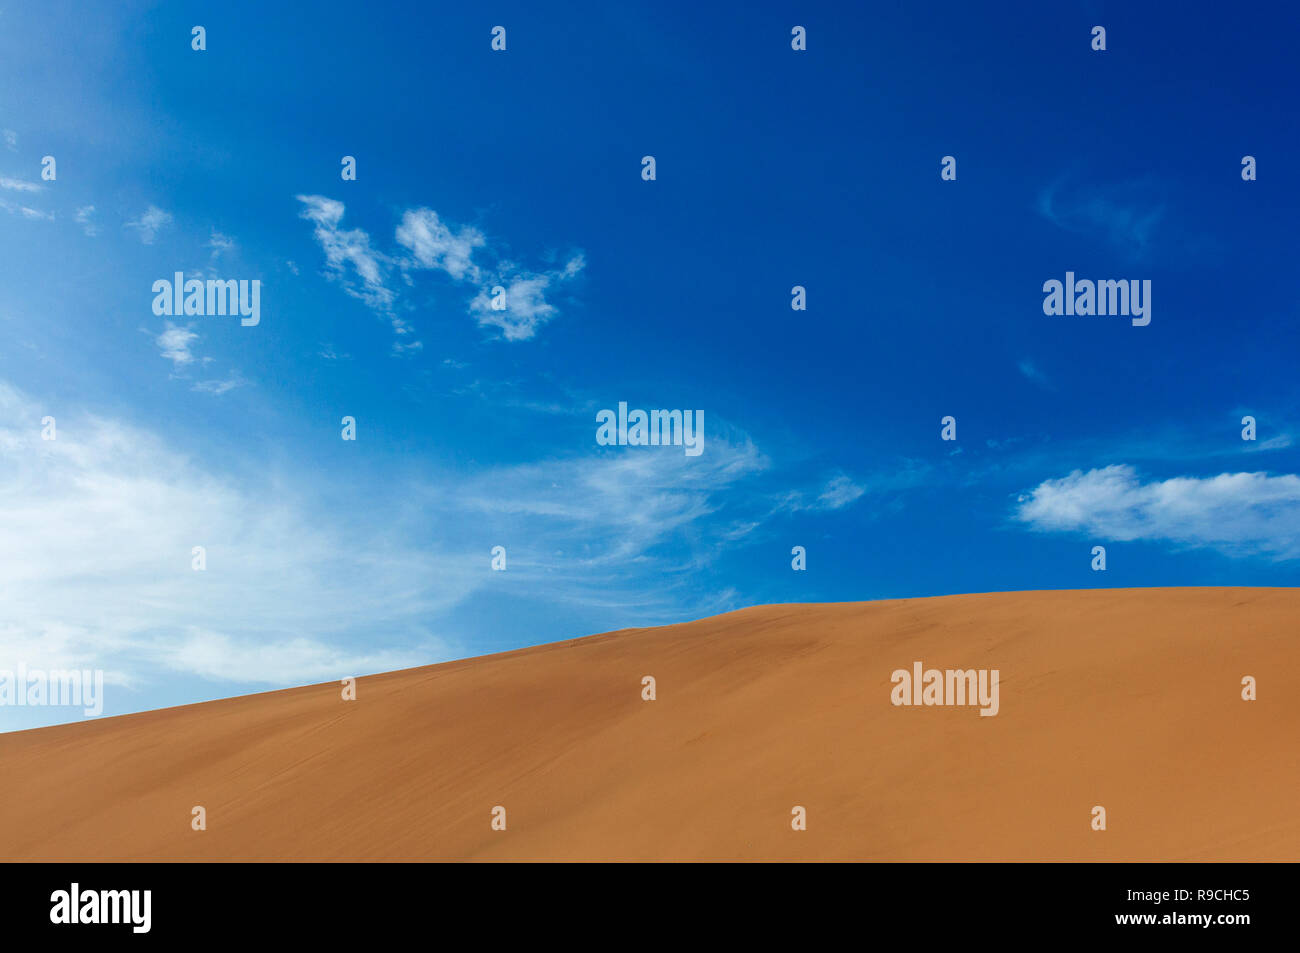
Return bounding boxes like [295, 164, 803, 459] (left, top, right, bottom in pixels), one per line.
[1, 588, 1295, 861]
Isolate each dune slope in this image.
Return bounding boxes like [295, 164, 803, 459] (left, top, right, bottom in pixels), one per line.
[1, 587, 1296, 861]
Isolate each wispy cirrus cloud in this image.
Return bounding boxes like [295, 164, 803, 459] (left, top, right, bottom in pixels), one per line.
[0, 371, 928, 721]
[205, 229, 234, 262]
[192, 373, 245, 396]
[74, 205, 97, 236]
[1015, 464, 1300, 560]
[1037, 177, 1165, 259]
[772, 472, 870, 515]
[0, 381, 775, 704]
[816, 473, 868, 509]
[296, 196, 389, 304]
[125, 204, 173, 244]
[0, 176, 41, 192]
[447, 434, 769, 569]
[0, 379, 469, 705]
[1018, 358, 1053, 390]
[295, 194, 414, 350]
[297, 195, 584, 347]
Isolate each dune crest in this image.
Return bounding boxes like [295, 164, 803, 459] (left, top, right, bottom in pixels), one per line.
[1, 588, 1296, 861]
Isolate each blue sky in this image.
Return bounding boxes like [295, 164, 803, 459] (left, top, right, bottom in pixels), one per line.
[2, 0, 1298, 729]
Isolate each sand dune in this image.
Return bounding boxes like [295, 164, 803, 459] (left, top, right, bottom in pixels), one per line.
[1, 587, 1296, 861]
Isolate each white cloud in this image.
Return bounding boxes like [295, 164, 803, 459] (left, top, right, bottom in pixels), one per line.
[298, 195, 584, 344]
[3, 129, 16, 151]
[156, 321, 198, 367]
[0, 176, 41, 192]
[0, 380, 761, 691]
[469, 257, 585, 341]
[296, 195, 410, 349]
[816, 473, 867, 509]
[126, 205, 173, 244]
[470, 273, 555, 340]
[771, 465, 924, 517]
[74, 205, 97, 237]
[0, 380, 469, 696]
[0, 378, 890, 715]
[192, 373, 245, 395]
[446, 435, 769, 570]
[1015, 464, 1300, 559]
[206, 230, 234, 263]
[559, 252, 586, 278]
[154, 630, 427, 685]
[19, 206, 53, 221]
[396, 207, 484, 281]
[1253, 434, 1294, 451]
[296, 195, 392, 310]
